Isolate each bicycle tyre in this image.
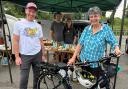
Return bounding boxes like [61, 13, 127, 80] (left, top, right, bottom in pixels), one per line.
[37, 72, 69, 89]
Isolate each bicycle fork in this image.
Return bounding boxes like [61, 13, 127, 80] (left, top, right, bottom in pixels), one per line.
[65, 70, 72, 89]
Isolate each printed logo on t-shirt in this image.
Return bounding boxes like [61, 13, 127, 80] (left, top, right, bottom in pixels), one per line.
[24, 27, 38, 37]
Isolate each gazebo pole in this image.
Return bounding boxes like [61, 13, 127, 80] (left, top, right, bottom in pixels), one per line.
[113, 0, 127, 89]
[108, 8, 116, 54]
[0, 0, 13, 84]
[111, 9, 116, 30]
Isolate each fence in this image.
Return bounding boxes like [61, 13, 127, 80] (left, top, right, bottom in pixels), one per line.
[113, 30, 128, 36]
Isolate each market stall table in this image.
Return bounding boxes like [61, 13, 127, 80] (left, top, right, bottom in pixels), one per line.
[44, 46, 75, 62]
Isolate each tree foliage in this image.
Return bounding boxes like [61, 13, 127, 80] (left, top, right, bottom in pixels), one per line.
[3, 2, 25, 18]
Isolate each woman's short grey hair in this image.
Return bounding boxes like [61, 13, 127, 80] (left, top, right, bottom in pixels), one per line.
[88, 6, 102, 16]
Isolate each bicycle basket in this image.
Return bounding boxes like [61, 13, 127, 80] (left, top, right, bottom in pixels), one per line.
[99, 63, 117, 88]
[103, 63, 118, 78]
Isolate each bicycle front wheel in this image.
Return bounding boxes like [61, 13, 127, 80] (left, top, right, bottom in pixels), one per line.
[37, 72, 69, 89]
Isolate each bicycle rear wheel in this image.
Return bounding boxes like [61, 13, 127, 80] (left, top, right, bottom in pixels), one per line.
[37, 72, 69, 89]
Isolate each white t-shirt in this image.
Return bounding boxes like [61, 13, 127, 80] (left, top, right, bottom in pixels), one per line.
[13, 19, 43, 55]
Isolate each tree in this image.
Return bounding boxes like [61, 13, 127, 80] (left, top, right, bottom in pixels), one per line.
[37, 11, 52, 20]
[72, 12, 82, 20]
[3, 1, 25, 18]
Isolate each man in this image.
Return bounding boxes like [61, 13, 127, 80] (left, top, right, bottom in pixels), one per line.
[50, 12, 65, 61]
[50, 12, 64, 43]
[13, 2, 45, 89]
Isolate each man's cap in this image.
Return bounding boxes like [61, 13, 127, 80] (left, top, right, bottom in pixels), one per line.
[26, 2, 37, 9]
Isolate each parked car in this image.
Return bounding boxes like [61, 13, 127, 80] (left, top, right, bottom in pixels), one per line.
[72, 20, 90, 39]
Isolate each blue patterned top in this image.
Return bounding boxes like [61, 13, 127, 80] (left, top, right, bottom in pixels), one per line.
[78, 24, 118, 68]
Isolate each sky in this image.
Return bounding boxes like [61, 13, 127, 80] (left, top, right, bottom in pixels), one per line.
[106, 0, 128, 18]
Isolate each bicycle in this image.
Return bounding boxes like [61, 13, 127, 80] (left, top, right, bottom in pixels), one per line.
[36, 53, 120, 89]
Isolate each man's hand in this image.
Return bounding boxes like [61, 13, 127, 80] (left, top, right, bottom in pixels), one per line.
[15, 57, 22, 65]
[42, 56, 47, 62]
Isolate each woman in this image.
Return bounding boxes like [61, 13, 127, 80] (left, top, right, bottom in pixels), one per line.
[68, 6, 121, 77]
[63, 17, 77, 44]
[61, 18, 77, 63]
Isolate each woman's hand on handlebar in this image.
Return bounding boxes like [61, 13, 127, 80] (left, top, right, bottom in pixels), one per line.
[67, 58, 76, 65]
[114, 46, 122, 57]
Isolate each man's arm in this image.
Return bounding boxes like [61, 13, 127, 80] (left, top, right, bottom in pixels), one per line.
[13, 34, 22, 65]
[50, 30, 55, 41]
[39, 37, 45, 56]
[50, 22, 56, 41]
[13, 34, 20, 58]
[39, 37, 47, 62]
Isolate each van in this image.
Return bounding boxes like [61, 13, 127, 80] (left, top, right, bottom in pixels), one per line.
[73, 20, 90, 38]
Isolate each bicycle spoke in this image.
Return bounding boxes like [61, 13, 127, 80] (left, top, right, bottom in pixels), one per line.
[37, 73, 67, 89]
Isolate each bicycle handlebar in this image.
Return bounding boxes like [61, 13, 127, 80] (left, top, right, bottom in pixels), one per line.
[38, 53, 123, 71]
[70, 53, 122, 67]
